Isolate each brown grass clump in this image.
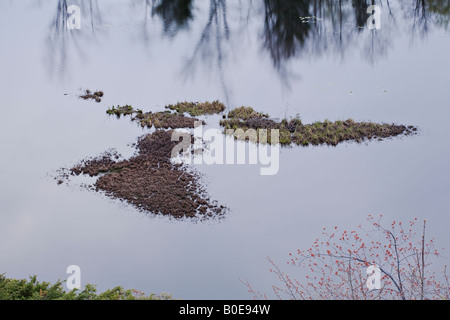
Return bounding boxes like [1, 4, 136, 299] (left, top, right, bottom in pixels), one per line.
[69, 130, 226, 219]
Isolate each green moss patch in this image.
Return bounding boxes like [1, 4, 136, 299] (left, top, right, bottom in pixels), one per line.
[220, 107, 417, 146]
[79, 89, 104, 103]
[165, 100, 226, 116]
[225, 106, 269, 120]
[106, 105, 204, 129]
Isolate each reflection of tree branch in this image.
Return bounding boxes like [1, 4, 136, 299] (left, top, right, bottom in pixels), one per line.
[263, 0, 311, 69]
[155, 0, 194, 37]
[427, 0, 450, 30]
[39, 0, 450, 88]
[138, 0, 195, 44]
[413, 0, 429, 36]
[262, 0, 314, 90]
[262, 0, 364, 89]
[182, 0, 231, 105]
[353, 0, 370, 30]
[261, 0, 399, 75]
[138, 0, 156, 45]
[46, 0, 103, 80]
[407, 0, 450, 42]
[86, 0, 103, 34]
[47, 0, 72, 79]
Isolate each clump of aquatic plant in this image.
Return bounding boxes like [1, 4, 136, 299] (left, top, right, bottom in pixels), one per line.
[225, 106, 269, 120]
[135, 111, 203, 129]
[290, 119, 414, 147]
[106, 105, 135, 117]
[166, 100, 226, 116]
[66, 130, 227, 220]
[79, 89, 104, 103]
[106, 105, 203, 129]
[220, 107, 417, 147]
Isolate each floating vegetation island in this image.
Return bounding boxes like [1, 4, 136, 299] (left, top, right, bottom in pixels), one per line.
[106, 101, 226, 129]
[165, 100, 226, 116]
[58, 98, 417, 219]
[69, 131, 226, 219]
[106, 105, 204, 129]
[220, 107, 417, 146]
[79, 89, 104, 103]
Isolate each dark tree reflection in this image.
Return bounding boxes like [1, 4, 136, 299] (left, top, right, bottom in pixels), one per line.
[427, 0, 450, 29]
[182, 0, 231, 104]
[38, 0, 450, 86]
[353, 0, 371, 29]
[46, 0, 103, 79]
[413, 0, 430, 35]
[154, 0, 194, 37]
[263, 0, 311, 69]
[46, 0, 76, 79]
[408, 0, 450, 37]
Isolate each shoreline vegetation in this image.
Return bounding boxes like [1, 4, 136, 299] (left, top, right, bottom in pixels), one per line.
[59, 97, 417, 219]
[0, 274, 172, 300]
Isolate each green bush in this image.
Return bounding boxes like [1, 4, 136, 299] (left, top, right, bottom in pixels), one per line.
[0, 274, 172, 300]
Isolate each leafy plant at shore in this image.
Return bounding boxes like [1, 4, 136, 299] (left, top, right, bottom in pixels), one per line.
[0, 275, 172, 300]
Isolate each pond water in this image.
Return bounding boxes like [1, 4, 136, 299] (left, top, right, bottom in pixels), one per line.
[0, 0, 450, 299]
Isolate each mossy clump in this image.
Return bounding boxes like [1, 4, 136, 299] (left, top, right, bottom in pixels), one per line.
[297, 119, 414, 146]
[106, 105, 135, 117]
[80, 89, 104, 103]
[135, 111, 204, 129]
[225, 106, 269, 120]
[165, 100, 226, 116]
[220, 107, 417, 147]
[106, 105, 204, 129]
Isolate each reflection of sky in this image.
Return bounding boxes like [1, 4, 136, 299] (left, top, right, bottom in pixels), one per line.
[0, 1, 449, 299]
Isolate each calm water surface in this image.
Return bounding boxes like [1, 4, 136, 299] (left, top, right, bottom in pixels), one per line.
[0, 0, 450, 299]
